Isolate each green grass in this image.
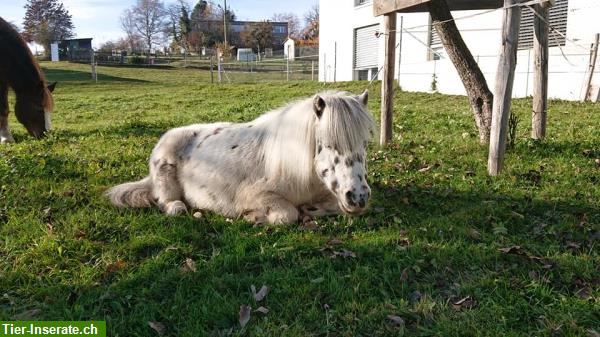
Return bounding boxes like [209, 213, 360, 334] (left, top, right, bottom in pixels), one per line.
[0, 61, 598, 337]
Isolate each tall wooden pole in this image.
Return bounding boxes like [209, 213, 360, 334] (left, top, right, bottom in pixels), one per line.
[380, 14, 396, 146]
[488, 0, 521, 176]
[397, 16, 403, 87]
[582, 33, 599, 102]
[532, 4, 549, 139]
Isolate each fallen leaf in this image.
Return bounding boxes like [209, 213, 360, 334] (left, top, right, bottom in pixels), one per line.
[451, 296, 475, 311]
[566, 241, 581, 250]
[418, 165, 433, 173]
[193, 211, 203, 219]
[310, 277, 325, 283]
[106, 260, 126, 274]
[468, 228, 481, 240]
[327, 238, 343, 246]
[595, 158, 600, 167]
[587, 329, 600, 337]
[239, 305, 251, 328]
[387, 315, 405, 327]
[251, 285, 269, 302]
[180, 258, 197, 273]
[400, 268, 409, 282]
[575, 287, 592, 300]
[336, 249, 356, 258]
[498, 246, 523, 254]
[11, 308, 41, 320]
[401, 197, 410, 205]
[510, 211, 525, 219]
[384, 303, 397, 310]
[255, 306, 269, 314]
[148, 321, 166, 335]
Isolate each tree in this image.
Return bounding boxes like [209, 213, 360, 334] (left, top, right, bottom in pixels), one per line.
[301, 3, 319, 42]
[428, 0, 493, 144]
[271, 12, 300, 39]
[123, 0, 167, 57]
[240, 21, 273, 55]
[22, 0, 74, 57]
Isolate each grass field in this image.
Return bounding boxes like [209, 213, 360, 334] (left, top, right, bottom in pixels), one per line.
[0, 61, 598, 337]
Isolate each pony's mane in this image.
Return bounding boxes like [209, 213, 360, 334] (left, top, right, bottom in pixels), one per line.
[0, 17, 50, 103]
[259, 91, 374, 189]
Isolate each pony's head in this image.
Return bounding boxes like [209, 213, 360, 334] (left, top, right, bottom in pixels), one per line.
[313, 90, 374, 215]
[14, 81, 56, 138]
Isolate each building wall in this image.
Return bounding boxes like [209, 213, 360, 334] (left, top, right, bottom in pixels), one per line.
[319, 0, 600, 100]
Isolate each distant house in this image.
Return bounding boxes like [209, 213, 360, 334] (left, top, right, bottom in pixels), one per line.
[58, 38, 93, 62]
[228, 21, 288, 49]
[319, 0, 600, 101]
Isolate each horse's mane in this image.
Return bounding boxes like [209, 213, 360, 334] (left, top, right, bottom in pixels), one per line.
[259, 91, 374, 190]
[0, 17, 49, 101]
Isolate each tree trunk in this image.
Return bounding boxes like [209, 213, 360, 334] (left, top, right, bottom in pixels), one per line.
[428, 0, 494, 144]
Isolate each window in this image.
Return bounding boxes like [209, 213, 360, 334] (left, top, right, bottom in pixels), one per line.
[353, 24, 379, 80]
[273, 25, 286, 34]
[355, 0, 372, 7]
[518, 0, 568, 49]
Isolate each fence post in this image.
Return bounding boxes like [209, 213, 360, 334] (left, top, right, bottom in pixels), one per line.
[334, 41, 337, 82]
[218, 54, 222, 83]
[286, 45, 290, 81]
[397, 16, 403, 87]
[91, 50, 97, 82]
[582, 33, 599, 102]
[210, 56, 214, 83]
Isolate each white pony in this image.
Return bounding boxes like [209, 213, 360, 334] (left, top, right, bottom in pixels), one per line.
[107, 90, 374, 224]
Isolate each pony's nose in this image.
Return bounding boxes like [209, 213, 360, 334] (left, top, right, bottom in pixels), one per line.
[345, 190, 369, 209]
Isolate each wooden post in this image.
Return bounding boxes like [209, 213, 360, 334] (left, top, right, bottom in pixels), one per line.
[380, 14, 396, 146]
[217, 54, 222, 83]
[333, 41, 337, 82]
[488, 0, 521, 175]
[210, 56, 214, 83]
[532, 4, 549, 140]
[286, 45, 290, 81]
[582, 33, 599, 102]
[397, 16, 403, 87]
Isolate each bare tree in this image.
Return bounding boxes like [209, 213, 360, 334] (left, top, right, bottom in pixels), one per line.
[302, 3, 319, 42]
[120, 9, 141, 53]
[271, 12, 300, 39]
[123, 0, 168, 58]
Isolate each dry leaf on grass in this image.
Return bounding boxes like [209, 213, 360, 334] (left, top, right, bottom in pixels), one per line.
[251, 285, 269, 302]
[387, 315, 405, 327]
[106, 260, 126, 274]
[498, 246, 523, 254]
[180, 258, 197, 273]
[11, 308, 41, 320]
[451, 296, 475, 311]
[148, 321, 166, 335]
[255, 306, 269, 314]
[239, 305, 251, 328]
[327, 238, 343, 246]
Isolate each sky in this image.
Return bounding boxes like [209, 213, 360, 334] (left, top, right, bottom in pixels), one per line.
[2, 0, 317, 48]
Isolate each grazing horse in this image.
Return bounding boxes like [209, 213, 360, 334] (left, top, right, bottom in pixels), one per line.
[0, 17, 56, 143]
[107, 90, 374, 224]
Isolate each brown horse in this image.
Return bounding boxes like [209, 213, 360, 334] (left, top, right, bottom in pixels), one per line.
[0, 17, 56, 143]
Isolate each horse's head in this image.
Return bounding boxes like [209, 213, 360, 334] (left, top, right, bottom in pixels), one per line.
[14, 81, 56, 138]
[313, 90, 374, 215]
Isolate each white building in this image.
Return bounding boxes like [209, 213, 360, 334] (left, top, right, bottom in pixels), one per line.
[319, 0, 600, 101]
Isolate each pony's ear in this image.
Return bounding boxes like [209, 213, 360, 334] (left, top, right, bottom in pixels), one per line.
[47, 82, 57, 92]
[313, 95, 326, 118]
[358, 89, 368, 106]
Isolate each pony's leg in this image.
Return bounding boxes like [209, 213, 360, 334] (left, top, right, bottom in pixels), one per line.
[249, 193, 299, 225]
[151, 160, 187, 216]
[0, 81, 14, 144]
[300, 198, 342, 217]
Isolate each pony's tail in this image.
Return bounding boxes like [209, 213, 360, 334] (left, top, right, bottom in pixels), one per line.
[106, 177, 154, 208]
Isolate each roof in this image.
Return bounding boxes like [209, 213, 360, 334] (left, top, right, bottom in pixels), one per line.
[373, 0, 503, 16]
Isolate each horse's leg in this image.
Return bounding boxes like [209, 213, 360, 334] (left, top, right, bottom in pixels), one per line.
[246, 192, 299, 225]
[300, 197, 342, 217]
[151, 159, 187, 216]
[0, 80, 14, 144]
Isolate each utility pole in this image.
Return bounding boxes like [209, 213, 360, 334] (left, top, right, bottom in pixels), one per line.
[223, 0, 228, 45]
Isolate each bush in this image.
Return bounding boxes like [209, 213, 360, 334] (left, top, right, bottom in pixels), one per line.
[127, 56, 146, 65]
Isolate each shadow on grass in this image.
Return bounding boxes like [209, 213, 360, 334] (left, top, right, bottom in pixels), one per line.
[42, 67, 148, 83]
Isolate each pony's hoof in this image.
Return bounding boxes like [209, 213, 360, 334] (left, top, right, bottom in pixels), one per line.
[165, 200, 187, 216]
